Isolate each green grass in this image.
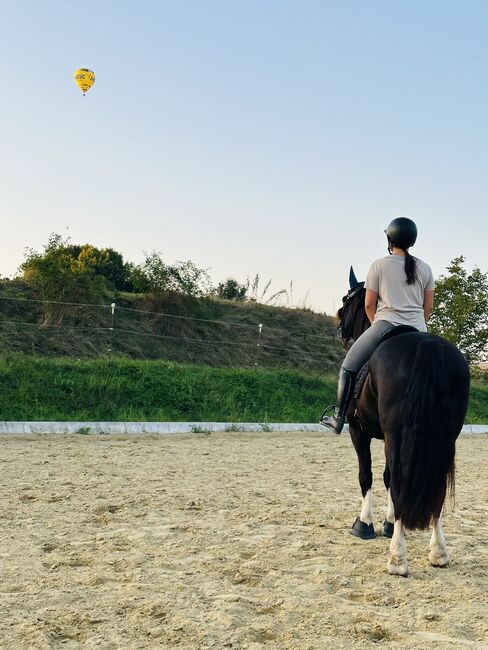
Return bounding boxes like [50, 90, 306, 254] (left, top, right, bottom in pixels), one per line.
[0, 353, 486, 424]
[0, 354, 336, 422]
[465, 383, 488, 423]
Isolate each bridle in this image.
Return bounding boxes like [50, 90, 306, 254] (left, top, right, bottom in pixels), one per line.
[337, 282, 365, 344]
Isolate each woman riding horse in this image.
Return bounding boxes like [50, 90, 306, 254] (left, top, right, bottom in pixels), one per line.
[319, 221, 470, 575]
[320, 217, 435, 433]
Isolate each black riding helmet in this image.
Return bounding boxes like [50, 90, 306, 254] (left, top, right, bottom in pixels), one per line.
[385, 217, 418, 250]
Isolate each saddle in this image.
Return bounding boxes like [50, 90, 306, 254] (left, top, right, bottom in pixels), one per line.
[353, 325, 418, 400]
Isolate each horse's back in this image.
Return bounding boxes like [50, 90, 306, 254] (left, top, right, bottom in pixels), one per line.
[372, 332, 468, 385]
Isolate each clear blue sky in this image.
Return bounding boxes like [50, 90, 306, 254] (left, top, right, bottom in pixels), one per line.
[1, 0, 486, 313]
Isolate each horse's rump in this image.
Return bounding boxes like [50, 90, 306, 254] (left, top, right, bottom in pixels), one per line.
[369, 333, 470, 530]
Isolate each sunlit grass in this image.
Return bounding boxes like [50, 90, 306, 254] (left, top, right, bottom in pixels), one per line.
[0, 353, 336, 422]
[0, 353, 485, 423]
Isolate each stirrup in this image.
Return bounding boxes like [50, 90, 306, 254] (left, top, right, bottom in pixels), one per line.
[319, 404, 335, 421]
[320, 416, 344, 434]
[319, 405, 343, 434]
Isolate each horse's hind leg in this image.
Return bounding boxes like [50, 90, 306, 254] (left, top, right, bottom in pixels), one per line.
[387, 463, 408, 575]
[349, 423, 375, 540]
[382, 464, 395, 538]
[429, 515, 449, 567]
[388, 519, 408, 576]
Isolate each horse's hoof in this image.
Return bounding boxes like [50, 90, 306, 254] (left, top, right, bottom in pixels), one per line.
[429, 550, 449, 567]
[383, 520, 394, 538]
[387, 559, 409, 577]
[351, 516, 376, 540]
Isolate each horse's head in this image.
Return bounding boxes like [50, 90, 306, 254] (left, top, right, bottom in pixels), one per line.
[336, 266, 369, 348]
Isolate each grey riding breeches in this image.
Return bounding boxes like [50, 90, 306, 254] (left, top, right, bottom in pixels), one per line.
[341, 321, 395, 373]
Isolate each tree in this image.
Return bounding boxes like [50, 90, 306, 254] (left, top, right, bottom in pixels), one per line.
[22, 235, 135, 298]
[73, 245, 131, 291]
[215, 278, 248, 301]
[429, 256, 488, 362]
[21, 235, 103, 300]
[20, 234, 142, 323]
[169, 259, 212, 297]
[131, 251, 212, 299]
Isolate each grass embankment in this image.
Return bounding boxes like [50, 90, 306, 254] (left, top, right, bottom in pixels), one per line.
[0, 281, 343, 372]
[1, 354, 487, 423]
[0, 354, 336, 422]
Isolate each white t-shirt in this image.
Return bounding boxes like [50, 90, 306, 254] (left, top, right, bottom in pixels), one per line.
[364, 254, 435, 332]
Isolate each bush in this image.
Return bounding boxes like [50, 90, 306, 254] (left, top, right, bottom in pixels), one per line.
[130, 251, 212, 299]
[215, 278, 248, 301]
[20, 234, 105, 322]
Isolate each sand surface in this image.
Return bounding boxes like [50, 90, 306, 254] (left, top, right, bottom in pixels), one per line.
[0, 432, 487, 649]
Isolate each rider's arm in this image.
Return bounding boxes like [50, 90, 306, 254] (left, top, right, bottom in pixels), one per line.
[365, 289, 378, 323]
[424, 290, 434, 321]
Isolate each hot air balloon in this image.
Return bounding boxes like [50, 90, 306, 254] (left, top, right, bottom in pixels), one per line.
[74, 68, 95, 96]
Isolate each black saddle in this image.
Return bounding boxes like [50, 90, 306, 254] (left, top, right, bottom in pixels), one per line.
[353, 325, 419, 399]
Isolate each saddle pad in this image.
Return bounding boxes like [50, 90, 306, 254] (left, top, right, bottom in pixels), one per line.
[379, 324, 418, 344]
[354, 361, 370, 400]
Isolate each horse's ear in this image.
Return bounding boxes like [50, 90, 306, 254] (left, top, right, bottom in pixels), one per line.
[349, 266, 359, 289]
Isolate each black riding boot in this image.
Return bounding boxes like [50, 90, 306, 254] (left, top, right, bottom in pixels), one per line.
[320, 368, 356, 434]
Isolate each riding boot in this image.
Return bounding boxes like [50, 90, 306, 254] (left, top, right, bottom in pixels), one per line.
[320, 368, 356, 434]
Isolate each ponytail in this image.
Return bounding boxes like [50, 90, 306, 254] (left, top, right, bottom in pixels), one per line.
[404, 250, 417, 285]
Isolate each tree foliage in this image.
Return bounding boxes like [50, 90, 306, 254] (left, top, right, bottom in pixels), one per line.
[20, 236, 214, 309]
[21, 234, 103, 301]
[130, 251, 212, 299]
[66, 244, 131, 291]
[215, 278, 248, 301]
[18, 234, 299, 319]
[429, 256, 488, 362]
[21, 234, 135, 297]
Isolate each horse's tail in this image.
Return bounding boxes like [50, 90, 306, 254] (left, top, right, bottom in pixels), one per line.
[393, 338, 456, 530]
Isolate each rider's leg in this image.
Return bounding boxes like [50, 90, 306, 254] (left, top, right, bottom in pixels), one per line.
[319, 367, 355, 434]
[320, 321, 394, 433]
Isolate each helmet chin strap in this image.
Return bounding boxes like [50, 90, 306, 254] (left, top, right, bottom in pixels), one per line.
[387, 236, 393, 255]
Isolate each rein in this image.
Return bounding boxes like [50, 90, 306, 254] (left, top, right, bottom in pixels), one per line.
[337, 283, 365, 342]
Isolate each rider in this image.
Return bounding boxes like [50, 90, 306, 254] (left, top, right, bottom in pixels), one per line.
[320, 217, 435, 434]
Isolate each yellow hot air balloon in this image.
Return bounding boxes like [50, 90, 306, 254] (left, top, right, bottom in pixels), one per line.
[74, 68, 95, 95]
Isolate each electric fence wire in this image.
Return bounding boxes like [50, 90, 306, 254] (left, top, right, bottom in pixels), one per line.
[0, 294, 336, 341]
[0, 318, 342, 370]
[0, 320, 110, 332]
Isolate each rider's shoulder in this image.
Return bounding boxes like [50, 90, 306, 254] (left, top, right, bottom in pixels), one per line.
[413, 257, 433, 272]
[366, 258, 383, 275]
[366, 257, 389, 274]
[372, 255, 394, 266]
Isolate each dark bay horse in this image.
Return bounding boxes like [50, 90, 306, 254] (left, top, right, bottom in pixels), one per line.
[338, 267, 470, 575]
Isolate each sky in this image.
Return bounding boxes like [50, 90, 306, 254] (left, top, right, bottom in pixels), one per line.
[1, 0, 487, 314]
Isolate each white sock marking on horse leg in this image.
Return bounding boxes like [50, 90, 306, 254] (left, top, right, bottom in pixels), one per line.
[360, 489, 373, 525]
[386, 489, 395, 524]
[429, 515, 449, 567]
[387, 520, 408, 576]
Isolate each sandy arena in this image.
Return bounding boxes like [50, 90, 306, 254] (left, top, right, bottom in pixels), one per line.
[0, 432, 487, 649]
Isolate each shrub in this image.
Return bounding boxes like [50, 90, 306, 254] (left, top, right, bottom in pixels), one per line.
[215, 278, 248, 301]
[20, 234, 105, 322]
[130, 251, 212, 299]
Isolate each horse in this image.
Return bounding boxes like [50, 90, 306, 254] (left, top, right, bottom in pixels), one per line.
[336, 266, 470, 576]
